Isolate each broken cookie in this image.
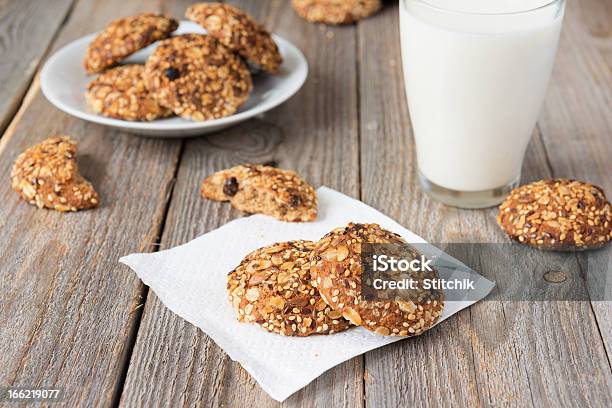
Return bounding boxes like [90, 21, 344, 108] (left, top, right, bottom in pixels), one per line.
[11, 136, 99, 212]
[201, 164, 317, 222]
[144, 34, 252, 121]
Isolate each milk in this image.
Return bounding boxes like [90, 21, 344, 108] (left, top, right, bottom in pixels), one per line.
[400, 0, 565, 194]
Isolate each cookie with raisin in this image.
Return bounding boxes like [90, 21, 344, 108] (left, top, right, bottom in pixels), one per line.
[144, 34, 252, 121]
[200, 164, 317, 222]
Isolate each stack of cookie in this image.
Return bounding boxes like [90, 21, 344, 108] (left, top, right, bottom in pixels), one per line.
[83, 3, 282, 122]
[227, 222, 445, 337]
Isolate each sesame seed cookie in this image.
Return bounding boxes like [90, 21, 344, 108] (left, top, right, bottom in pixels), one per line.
[200, 164, 317, 222]
[498, 179, 611, 250]
[84, 13, 178, 74]
[11, 136, 99, 212]
[186, 3, 282, 74]
[144, 34, 252, 121]
[310, 223, 444, 337]
[292, 0, 382, 25]
[86, 64, 173, 121]
[228, 240, 351, 336]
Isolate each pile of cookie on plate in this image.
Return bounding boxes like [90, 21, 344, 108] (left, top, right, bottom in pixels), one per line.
[83, 3, 282, 122]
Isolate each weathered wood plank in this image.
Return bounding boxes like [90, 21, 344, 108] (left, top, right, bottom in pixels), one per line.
[120, 0, 363, 406]
[0, 0, 75, 136]
[0, 0, 183, 406]
[358, 2, 611, 407]
[578, 0, 612, 67]
[357, 5, 482, 407]
[538, 0, 612, 361]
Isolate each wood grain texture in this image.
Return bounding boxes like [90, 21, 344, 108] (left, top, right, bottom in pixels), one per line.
[120, 0, 363, 406]
[0, 0, 75, 136]
[578, 0, 612, 67]
[358, 2, 611, 408]
[0, 0, 183, 406]
[0, 0, 609, 407]
[537, 0, 612, 363]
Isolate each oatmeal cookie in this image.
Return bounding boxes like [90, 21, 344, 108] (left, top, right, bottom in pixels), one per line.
[292, 0, 382, 25]
[498, 179, 611, 250]
[310, 223, 444, 336]
[84, 13, 178, 74]
[200, 164, 317, 222]
[144, 34, 252, 121]
[86, 64, 172, 121]
[11, 136, 99, 212]
[228, 240, 351, 336]
[186, 3, 282, 74]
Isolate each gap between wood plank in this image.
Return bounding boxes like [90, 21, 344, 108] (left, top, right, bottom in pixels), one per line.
[110, 140, 186, 407]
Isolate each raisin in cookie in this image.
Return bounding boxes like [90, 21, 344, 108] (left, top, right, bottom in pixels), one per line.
[200, 164, 317, 222]
[498, 179, 611, 250]
[84, 13, 178, 74]
[86, 64, 173, 121]
[310, 223, 444, 336]
[292, 0, 382, 25]
[11, 136, 99, 212]
[228, 240, 351, 336]
[144, 34, 252, 121]
[186, 3, 282, 74]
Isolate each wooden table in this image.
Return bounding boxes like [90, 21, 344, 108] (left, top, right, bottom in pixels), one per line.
[0, 0, 610, 406]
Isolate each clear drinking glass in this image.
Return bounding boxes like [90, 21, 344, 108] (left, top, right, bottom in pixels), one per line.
[399, 0, 566, 208]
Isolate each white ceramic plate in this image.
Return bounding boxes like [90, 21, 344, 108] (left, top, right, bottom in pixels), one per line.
[40, 21, 308, 137]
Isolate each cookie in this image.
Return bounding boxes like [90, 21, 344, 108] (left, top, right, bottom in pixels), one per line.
[292, 0, 382, 25]
[144, 34, 252, 121]
[200, 164, 317, 222]
[186, 3, 282, 74]
[11, 136, 99, 212]
[84, 13, 178, 74]
[228, 240, 351, 336]
[310, 223, 444, 336]
[86, 64, 173, 121]
[498, 179, 611, 250]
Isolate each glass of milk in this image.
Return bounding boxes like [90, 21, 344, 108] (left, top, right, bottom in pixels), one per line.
[400, 0, 566, 208]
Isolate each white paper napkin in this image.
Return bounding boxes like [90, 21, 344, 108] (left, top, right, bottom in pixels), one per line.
[120, 187, 494, 401]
